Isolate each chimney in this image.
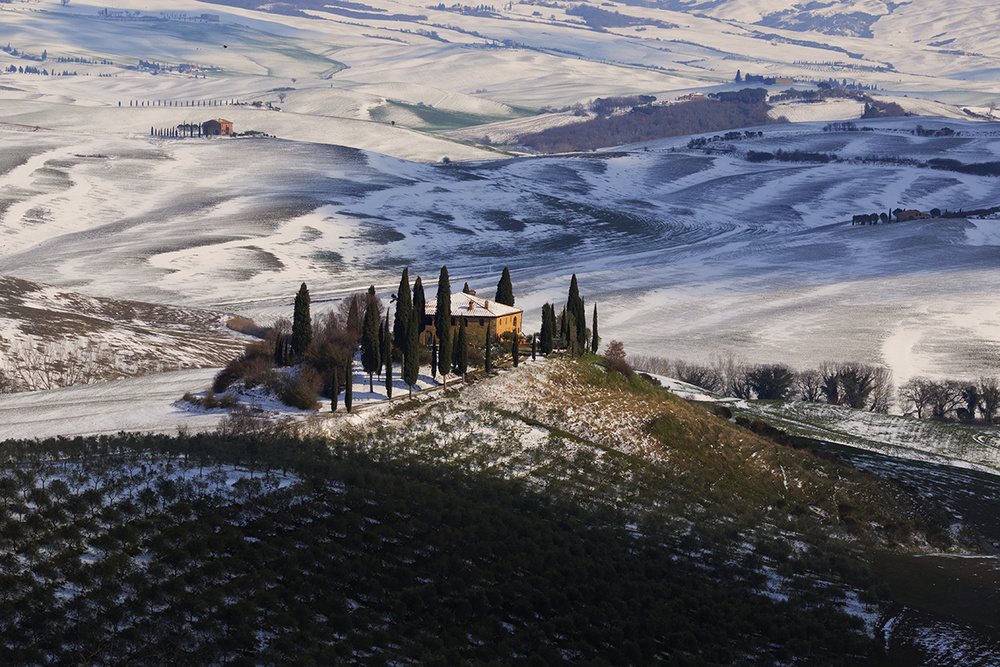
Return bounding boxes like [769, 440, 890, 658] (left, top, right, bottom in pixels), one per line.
[485, 300, 490, 309]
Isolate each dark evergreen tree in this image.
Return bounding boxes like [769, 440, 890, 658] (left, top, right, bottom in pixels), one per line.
[512, 334, 519, 367]
[531, 334, 537, 360]
[540, 304, 554, 354]
[393, 268, 413, 352]
[404, 311, 419, 398]
[591, 304, 599, 353]
[361, 300, 381, 392]
[331, 367, 339, 411]
[344, 366, 353, 412]
[566, 275, 587, 356]
[495, 267, 514, 306]
[462, 282, 472, 294]
[383, 308, 393, 399]
[431, 338, 438, 379]
[435, 267, 452, 387]
[346, 298, 361, 339]
[291, 283, 311, 359]
[412, 277, 426, 335]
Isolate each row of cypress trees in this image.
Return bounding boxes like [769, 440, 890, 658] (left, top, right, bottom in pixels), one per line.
[286, 267, 587, 410]
[538, 274, 599, 357]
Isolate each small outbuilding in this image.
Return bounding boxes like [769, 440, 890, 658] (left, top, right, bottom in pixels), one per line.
[896, 209, 931, 221]
[202, 118, 233, 136]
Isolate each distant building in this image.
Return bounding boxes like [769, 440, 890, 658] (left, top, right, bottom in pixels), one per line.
[676, 92, 705, 102]
[202, 118, 233, 136]
[896, 209, 931, 221]
[423, 292, 522, 345]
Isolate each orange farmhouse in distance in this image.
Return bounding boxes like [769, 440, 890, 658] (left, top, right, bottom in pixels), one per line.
[423, 291, 522, 345]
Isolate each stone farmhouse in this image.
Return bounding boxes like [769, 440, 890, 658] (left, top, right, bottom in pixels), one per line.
[202, 118, 233, 136]
[422, 292, 522, 345]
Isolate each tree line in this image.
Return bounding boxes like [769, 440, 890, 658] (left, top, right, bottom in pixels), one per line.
[631, 355, 1000, 423]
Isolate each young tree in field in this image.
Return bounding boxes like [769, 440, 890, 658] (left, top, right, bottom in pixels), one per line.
[404, 311, 419, 397]
[291, 282, 311, 359]
[602, 340, 631, 376]
[590, 304, 599, 353]
[511, 334, 519, 367]
[360, 300, 381, 392]
[454, 318, 468, 380]
[435, 267, 452, 387]
[393, 268, 413, 353]
[495, 267, 514, 306]
[412, 276, 427, 336]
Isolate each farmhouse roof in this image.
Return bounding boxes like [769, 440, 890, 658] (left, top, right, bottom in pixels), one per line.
[426, 292, 521, 318]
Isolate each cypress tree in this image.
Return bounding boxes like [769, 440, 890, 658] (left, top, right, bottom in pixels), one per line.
[331, 367, 339, 411]
[412, 276, 426, 335]
[346, 298, 361, 337]
[435, 267, 452, 387]
[462, 282, 472, 294]
[345, 366, 353, 412]
[274, 334, 284, 366]
[495, 267, 514, 306]
[559, 306, 567, 347]
[393, 268, 412, 353]
[540, 303, 554, 354]
[291, 282, 311, 359]
[404, 310, 419, 397]
[361, 300, 381, 392]
[484, 321, 493, 372]
[512, 334, 519, 367]
[531, 334, 536, 360]
[454, 318, 468, 380]
[576, 297, 587, 354]
[591, 303, 599, 353]
[431, 338, 438, 379]
[384, 308, 393, 399]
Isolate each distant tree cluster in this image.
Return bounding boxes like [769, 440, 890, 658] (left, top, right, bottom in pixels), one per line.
[631, 356, 894, 413]
[898, 377, 1000, 423]
[520, 92, 775, 153]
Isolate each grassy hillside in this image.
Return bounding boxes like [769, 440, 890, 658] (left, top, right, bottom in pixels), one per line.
[3, 358, 983, 663]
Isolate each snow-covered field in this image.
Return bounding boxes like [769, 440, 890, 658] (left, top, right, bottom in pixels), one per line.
[3, 117, 1000, 387]
[0, 0, 999, 440]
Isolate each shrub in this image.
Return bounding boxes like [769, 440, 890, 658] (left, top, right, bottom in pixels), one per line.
[214, 340, 275, 393]
[281, 366, 322, 410]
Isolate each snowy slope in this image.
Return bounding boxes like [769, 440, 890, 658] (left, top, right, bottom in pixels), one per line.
[1, 118, 999, 384]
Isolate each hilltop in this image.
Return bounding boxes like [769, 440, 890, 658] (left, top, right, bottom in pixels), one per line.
[5, 355, 999, 662]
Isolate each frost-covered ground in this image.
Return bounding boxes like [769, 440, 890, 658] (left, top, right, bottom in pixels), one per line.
[0, 367, 224, 439]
